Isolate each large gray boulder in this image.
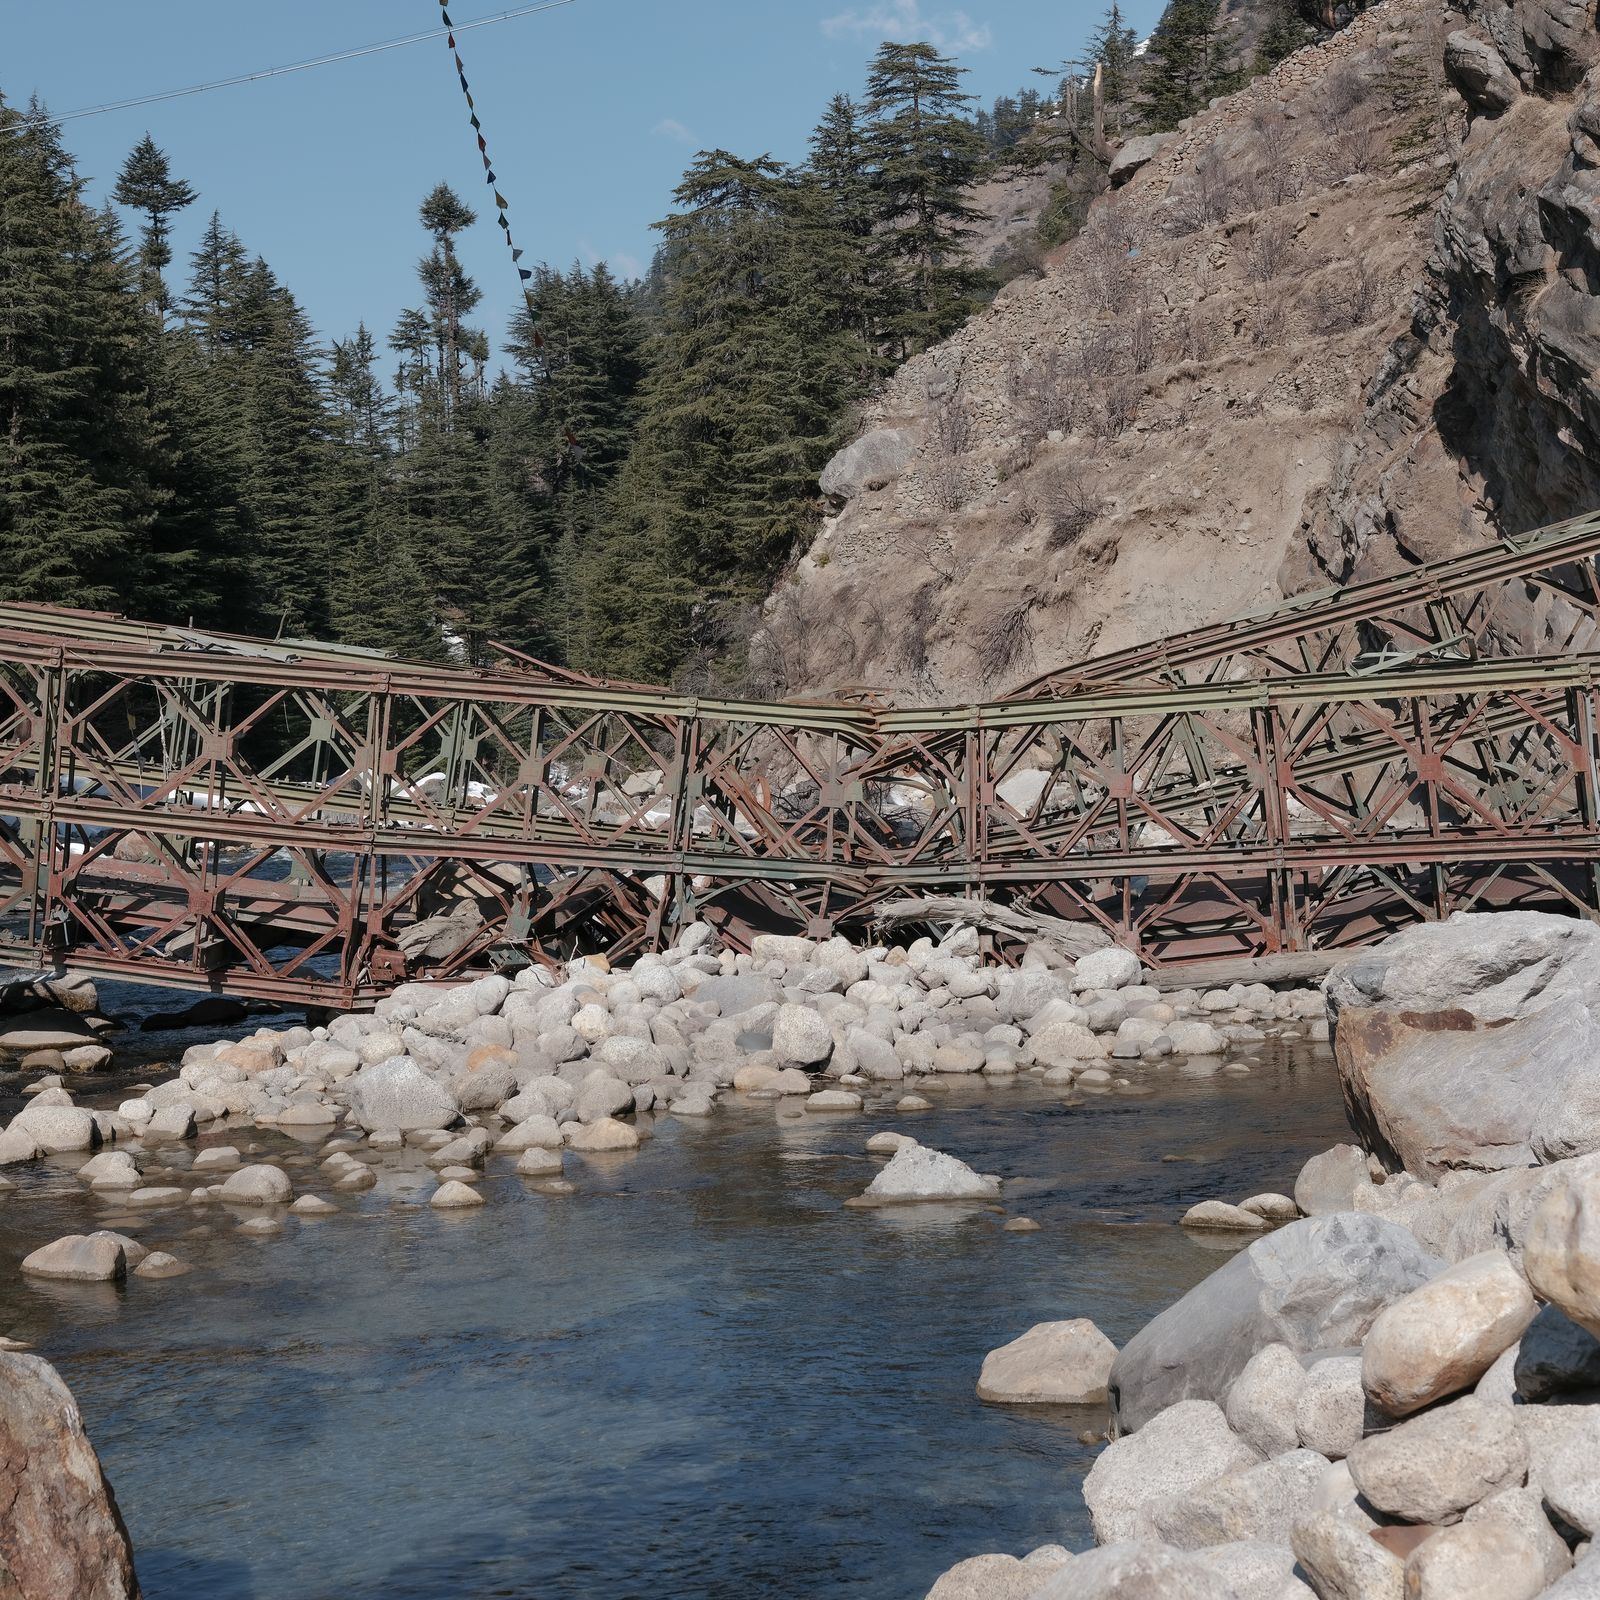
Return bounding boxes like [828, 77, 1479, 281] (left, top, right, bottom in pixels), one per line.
[818, 426, 914, 500]
[1110, 1214, 1440, 1431]
[345, 1056, 459, 1133]
[9, 1102, 99, 1154]
[0, 1354, 140, 1600]
[1325, 913, 1600, 1177]
[1082, 1399, 1262, 1545]
[1444, 30, 1522, 114]
[1108, 132, 1174, 187]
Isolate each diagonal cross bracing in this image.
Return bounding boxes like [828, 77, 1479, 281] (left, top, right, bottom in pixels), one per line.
[2, 515, 1600, 1006]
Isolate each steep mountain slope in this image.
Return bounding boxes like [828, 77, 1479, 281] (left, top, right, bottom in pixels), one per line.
[764, 0, 1600, 704]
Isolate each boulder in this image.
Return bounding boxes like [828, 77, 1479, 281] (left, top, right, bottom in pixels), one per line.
[496, 1114, 563, 1153]
[806, 1089, 862, 1112]
[346, 1056, 459, 1133]
[1443, 31, 1522, 116]
[1523, 1163, 1600, 1338]
[1224, 1344, 1307, 1458]
[1514, 1303, 1600, 1400]
[819, 426, 914, 500]
[852, 1144, 1000, 1205]
[1081, 1400, 1261, 1544]
[1346, 1395, 1527, 1524]
[1294, 1145, 1372, 1217]
[0, 1008, 101, 1056]
[924, 1552, 1068, 1600]
[0, 1353, 139, 1599]
[772, 1004, 833, 1067]
[1072, 947, 1142, 991]
[1526, 1404, 1600, 1538]
[134, 1252, 190, 1279]
[1295, 1357, 1367, 1460]
[77, 1151, 138, 1188]
[685, 974, 783, 1017]
[976, 1319, 1118, 1404]
[1033, 1541, 1234, 1599]
[218, 1164, 292, 1206]
[1290, 1509, 1404, 1600]
[9, 1104, 98, 1154]
[574, 1073, 633, 1124]
[1325, 914, 1600, 1177]
[1181, 1200, 1272, 1232]
[1361, 1250, 1536, 1416]
[1107, 132, 1175, 187]
[567, 1116, 639, 1152]
[1145, 1446, 1328, 1550]
[516, 1148, 563, 1177]
[429, 1179, 484, 1209]
[1463, 1486, 1573, 1587]
[20, 1234, 125, 1282]
[1110, 1214, 1440, 1430]
[1201, 1541, 1310, 1600]
[1402, 1517, 1545, 1600]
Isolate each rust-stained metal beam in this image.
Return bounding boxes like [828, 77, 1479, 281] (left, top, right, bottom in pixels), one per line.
[4, 510, 1600, 1004]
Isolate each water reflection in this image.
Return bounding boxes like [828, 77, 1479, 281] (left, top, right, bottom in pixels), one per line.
[0, 1040, 1351, 1600]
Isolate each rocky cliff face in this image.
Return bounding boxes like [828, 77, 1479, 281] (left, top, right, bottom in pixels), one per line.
[766, 0, 1600, 704]
[1295, 0, 1600, 630]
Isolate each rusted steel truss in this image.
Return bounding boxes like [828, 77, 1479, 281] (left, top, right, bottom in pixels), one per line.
[3, 511, 1600, 1007]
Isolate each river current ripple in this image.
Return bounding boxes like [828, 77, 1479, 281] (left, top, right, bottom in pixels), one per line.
[0, 1040, 1349, 1600]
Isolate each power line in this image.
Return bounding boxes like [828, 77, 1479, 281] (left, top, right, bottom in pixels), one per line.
[4, 0, 582, 132]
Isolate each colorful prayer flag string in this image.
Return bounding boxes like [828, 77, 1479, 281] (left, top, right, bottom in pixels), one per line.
[440, 1, 544, 349]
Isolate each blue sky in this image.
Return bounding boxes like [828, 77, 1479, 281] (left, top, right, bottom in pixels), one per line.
[7, 1, 1166, 363]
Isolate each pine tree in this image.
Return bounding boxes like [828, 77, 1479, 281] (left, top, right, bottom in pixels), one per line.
[0, 99, 162, 612]
[1092, 5, 1142, 109]
[588, 150, 870, 681]
[416, 183, 482, 419]
[1144, 0, 1235, 129]
[233, 260, 338, 639]
[111, 133, 197, 321]
[323, 326, 439, 659]
[863, 41, 986, 356]
[806, 95, 883, 349]
[1255, 1, 1314, 67]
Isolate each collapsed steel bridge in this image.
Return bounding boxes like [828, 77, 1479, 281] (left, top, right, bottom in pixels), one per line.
[3, 510, 1600, 1008]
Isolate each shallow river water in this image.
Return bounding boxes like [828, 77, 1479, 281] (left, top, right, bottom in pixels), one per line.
[0, 1040, 1350, 1600]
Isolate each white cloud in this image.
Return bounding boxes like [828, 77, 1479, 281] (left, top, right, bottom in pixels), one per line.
[652, 117, 696, 145]
[608, 251, 645, 282]
[821, 0, 992, 53]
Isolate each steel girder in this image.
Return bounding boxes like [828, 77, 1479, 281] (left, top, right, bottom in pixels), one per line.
[1, 516, 1599, 1006]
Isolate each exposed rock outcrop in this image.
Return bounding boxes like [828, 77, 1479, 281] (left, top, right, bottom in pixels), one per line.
[770, 3, 1600, 707]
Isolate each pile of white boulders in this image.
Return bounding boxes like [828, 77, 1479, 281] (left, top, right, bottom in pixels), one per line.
[0, 921, 1328, 1175]
[0, 921, 1330, 1283]
[931, 912, 1600, 1600]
